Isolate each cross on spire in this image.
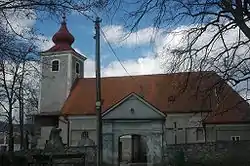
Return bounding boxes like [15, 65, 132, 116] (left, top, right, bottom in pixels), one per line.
[62, 12, 66, 24]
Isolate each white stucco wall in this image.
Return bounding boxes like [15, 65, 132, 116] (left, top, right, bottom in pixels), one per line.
[53, 96, 208, 165]
[102, 94, 165, 165]
[38, 95, 250, 165]
[165, 113, 206, 128]
[60, 116, 97, 146]
[165, 113, 207, 144]
[40, 112, 207, 150]
[37, 126, 53, 149]
[206, 123, 250, 142]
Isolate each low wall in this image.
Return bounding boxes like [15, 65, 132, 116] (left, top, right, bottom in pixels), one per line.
[164, 141, 250, 165]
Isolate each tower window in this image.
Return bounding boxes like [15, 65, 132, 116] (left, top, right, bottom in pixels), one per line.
[51, 60, 59, 72]
[76, 62, 80, 74]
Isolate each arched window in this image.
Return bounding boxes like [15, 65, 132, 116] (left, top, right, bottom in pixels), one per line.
[51, 60, 59, 72]
[76, 62, 80, 74]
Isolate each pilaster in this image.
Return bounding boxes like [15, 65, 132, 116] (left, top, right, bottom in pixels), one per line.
[103, 133, 114, 164]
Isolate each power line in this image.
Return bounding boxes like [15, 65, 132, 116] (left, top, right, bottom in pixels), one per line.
[88, 11, 145, 92]
[100, 28, 135, 79]
[100, 28, 147, 96]
[87, 10, 135, 78]
[85, 11, 132, 77]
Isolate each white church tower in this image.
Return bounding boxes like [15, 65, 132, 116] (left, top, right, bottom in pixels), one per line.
[35, 15, 86, 148]
[40, 15, 86, 114]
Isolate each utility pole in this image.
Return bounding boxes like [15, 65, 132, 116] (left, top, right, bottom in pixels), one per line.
[94, 17, 102, 166]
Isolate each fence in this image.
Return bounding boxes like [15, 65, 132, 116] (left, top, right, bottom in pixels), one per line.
[164, 141, 250, 166]
[0, 146, 97, 166]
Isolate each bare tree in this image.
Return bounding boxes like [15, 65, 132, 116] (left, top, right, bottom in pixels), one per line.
[0, 56, 41, 152]
[0, 26, 39, 151]
[0, 0, 103, 26]
[0, 0, 105, 59]
[96, 0, 250, 101]
[101, 0, 250, 86]
[0, 59, 20, 152]
[0, 0, 106, 152]
[14, 56, 40, 150]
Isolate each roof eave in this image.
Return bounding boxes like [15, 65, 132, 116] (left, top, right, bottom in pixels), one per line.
[40, 50, 87, 61]
[204, 121, 250, 125]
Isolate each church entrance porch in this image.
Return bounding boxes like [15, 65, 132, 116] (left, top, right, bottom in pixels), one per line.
[101, 93, 166, 166]
[102, 120, 164, 166]
[118, 134, 147, 165]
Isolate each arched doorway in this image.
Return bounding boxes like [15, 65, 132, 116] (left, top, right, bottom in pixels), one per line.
[118, 134, 147, 165]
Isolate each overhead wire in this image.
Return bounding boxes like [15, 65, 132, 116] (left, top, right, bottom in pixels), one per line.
[100, 28, 135, 79]
[85, 10, 145, 93]
[100, 26, 146, 94]
[85, 9, 134, 78]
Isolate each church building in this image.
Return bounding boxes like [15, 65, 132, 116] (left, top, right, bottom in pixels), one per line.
[34, 16, 250, 165]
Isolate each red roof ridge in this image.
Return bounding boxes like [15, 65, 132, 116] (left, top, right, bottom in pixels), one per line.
[79, 70, 216, 80]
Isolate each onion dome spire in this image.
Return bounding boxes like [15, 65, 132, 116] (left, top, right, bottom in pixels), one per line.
[45, 13, 75, 52]
[52, 14, 75, 46]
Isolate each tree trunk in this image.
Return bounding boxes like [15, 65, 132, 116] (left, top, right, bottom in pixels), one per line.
[19, 96, 24, 150]
[8, 116, 14, 152]
[19, 63, 25, 150]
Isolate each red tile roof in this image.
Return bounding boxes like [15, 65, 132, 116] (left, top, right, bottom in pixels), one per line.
[61, 71, 250, 124]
